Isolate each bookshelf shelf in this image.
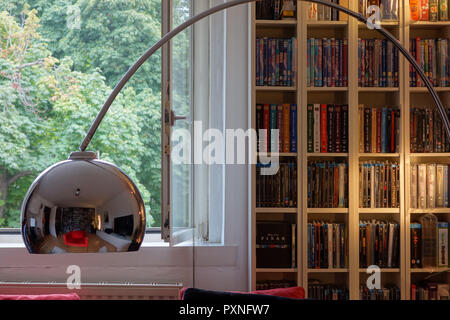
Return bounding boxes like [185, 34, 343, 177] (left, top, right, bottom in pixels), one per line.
[257, 152, 297, 157]
[307, 208, 348, 214]
[409, 21, 450, 28]
[307, 153, 349, 157]
[250, 1, 449, 301]
[358, 153, 400, 158]
[358, 21, 400, 27]
[409, 87, 450, 93]
[307, 268, 349, 273]
[255, 86, 297, 92]
[410, 268, 450, 273]
[409, 208, 450, 214]
[359, 269, 400, 273]
[409, 153, 450, 158]
[358, 208, 400, 214]
[256, 268, 298, 273]
[358, 87, 400, 92]
[307, 21, 348, 27]
[307, 87, 348, 92]
[255, 19, 297, 27]
[255, 208, 297, 214]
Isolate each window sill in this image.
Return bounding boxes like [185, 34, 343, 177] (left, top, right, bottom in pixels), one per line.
[0, 233, 224, 249]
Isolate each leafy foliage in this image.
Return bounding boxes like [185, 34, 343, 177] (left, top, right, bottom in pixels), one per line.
[0, 2, 163, 228]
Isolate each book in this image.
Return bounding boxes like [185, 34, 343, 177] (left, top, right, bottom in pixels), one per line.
[420, 0, 430, 21]
[437, 222, 449, 267]
[430, 0, 440, 21]
[440, 0, 449, 20]
[307, 37, 348, 87]
[308, 221, 347, 268]
[256, 221, 293, 268]
[307, 104, 314, 153]
[427, 164, 437, 208]
[410, 0, 421, 20]
[313, 104, 321, 153]
[411, 223, 422, 267]
[256, 37, 297, 86]
[420, 213, 438, 268]
[308, 160, 348, 208]
[290, 104, 297, 152]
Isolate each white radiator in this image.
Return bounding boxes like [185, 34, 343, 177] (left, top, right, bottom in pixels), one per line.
[0, 282, 183, 300]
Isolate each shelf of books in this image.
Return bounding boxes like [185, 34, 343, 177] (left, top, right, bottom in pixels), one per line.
[404, 0, 450, 300]
[250, 0, 449, 300]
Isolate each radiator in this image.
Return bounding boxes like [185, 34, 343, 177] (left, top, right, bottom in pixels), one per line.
[0, 282, 183, 300]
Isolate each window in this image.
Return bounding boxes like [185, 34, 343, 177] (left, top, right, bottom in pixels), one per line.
[0, 1, 162, 230]
[0, 0, 225, 244]
[162, 0, 226, 244]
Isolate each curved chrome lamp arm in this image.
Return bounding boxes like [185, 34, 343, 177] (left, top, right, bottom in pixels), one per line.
[79, 0, 449, 152]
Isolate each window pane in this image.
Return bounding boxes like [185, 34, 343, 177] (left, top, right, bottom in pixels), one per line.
[171, 0, 192, 229]
[0, 1, 162, 228]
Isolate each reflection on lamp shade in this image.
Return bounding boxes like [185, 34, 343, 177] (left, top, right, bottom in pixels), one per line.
[21, 151, 146, 254]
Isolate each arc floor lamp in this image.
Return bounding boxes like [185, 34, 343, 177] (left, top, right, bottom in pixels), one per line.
[21, 0, 449, 254]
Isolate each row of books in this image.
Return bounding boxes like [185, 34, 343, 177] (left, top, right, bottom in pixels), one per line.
[256, 281, 296, 291]
[410, 38, 449, 87]
[410, 163, 450, 209]
[256, 37, 297, 87]
[307, 1, 349, 21]
[256, 104, 297, 153]
[359, 220, 400, 268]
[307, 104, 349, 153]
[256, 161, 297, 208]
[411, 282, 449, 300]
[360, 285, 401, 300]
[358, 38, 399, 87]
[359, 161, 400, 208]
[410, 107, 450, 153]
[410, 218, 448, 268]
[256, 0, 297, 20]
[306, 38, 348, 87]
[256, 221, 296, 268]
[409, 0, 449, 21]
[358, 0, 399, 21]
[307, 222, 348, 269]
[308, 283, 349, 300]
[359, 106, 401, 154]
[307, 161, 348, 208]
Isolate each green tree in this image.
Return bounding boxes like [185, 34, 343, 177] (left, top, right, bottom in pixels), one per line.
[0, 7, 153, 227]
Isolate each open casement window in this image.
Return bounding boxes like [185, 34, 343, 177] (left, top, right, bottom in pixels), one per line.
[162, 0, 226, 245]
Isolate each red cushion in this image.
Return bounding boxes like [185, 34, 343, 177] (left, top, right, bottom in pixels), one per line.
[180, 286, 304, 300]
[0, 293, 80, 300]
[250, 286, 305, 299]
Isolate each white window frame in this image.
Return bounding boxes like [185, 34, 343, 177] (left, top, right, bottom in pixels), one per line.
[162, 0, 226, 246]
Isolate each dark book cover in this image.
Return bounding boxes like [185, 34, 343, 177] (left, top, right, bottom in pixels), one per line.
[327, 105, 335, 152]
[256, 221, 292, 268]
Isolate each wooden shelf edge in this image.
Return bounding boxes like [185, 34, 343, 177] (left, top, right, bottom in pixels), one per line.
[255, 208, 297, 214]
[256, 86, 297, 91]
[256, 268, 298, 273]
[307, 208, 348, 214]
[359, 268, 400, 273]
[307, 268, 349, 273]
[359, 208, 400, 213]
[409, 208, 450, 214]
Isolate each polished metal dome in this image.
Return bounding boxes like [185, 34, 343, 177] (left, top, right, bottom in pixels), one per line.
[21, 151, 146, 254]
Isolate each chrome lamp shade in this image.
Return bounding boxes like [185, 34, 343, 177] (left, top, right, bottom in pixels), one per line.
[21, 152, 146, 254]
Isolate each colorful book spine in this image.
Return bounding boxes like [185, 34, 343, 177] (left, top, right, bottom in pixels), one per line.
[290, 104, 297, 152]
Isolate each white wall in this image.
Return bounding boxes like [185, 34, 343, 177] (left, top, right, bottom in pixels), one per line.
[0, 4, 249, 292]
